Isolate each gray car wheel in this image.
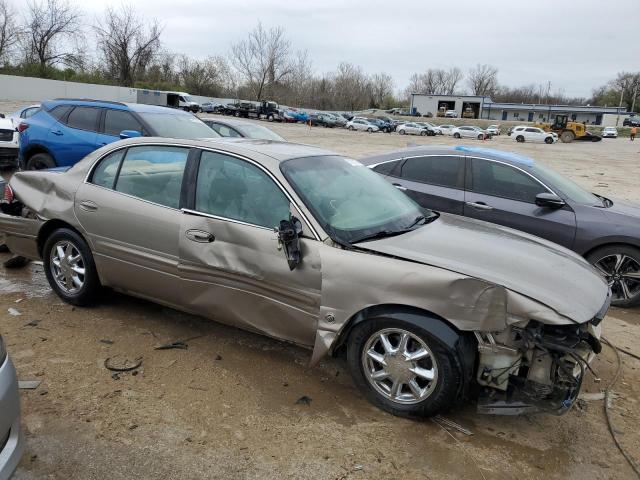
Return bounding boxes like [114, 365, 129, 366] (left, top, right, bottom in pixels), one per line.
[347, 318, 461, 418]
[26, 152, 55, 170]
[453, 132, 461, 139]
[587, 245, 640, 307]
[43, 228, 100, 306]
[516, 135, 525, 143]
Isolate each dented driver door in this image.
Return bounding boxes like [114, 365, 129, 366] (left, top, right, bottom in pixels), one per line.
[178, 149, 322, 347]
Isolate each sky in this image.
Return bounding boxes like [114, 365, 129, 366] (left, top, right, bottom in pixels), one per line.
[74, 0, 640, 98]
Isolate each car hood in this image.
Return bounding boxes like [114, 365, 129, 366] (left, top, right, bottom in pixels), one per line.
[355, 213, 608, 323]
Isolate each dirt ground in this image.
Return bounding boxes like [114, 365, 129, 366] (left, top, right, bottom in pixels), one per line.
[2, 104, 640, 479]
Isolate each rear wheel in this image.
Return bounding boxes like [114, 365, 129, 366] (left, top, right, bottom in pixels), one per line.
[516, 135, 525, 143]
[399, 129, 406, 135]
[560, 131, 575, 143]
[420, 130, 426, 136]
[587, 245, 640, 307]
[347, 319, 462, 418]
[43, 228, 101, 306]
[453, 132, 461, 139]
[367, 127, 373, 133]
[477, 134, 484, 140]
[348, 125, 354, 131]
[26, 152, 55, 170]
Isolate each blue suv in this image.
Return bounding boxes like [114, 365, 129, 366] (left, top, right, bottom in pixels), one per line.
[18, 99, 219, 170]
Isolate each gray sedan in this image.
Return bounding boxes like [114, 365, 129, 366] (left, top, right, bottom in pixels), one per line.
[201, 118, 284, 141]
[0, 333, 23, 480]
[0, 138, 608, 417]
[362, 145, 640, 307]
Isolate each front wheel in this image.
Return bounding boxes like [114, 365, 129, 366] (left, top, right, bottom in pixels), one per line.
[587, 245, 640, 307]
[420, 130, 426, 136]
[516, 135, 525, 143]
[545, 137, 554, 144]
[43, 228, 101, 306]
[399, 129, 405, 135]
[453, 132, 461, 139]
[367, 128, 373, 133]
[348, 125, 354, 131]
[347, 319, 462, 418]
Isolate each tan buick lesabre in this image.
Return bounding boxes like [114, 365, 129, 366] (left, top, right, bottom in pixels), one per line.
[0, 138, 610, 417]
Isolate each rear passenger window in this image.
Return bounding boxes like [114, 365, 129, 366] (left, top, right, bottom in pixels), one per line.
[66, 107, 100, 132]
[195, 151, 289, 228]
[470, 159, 548, 203]
[104, 110, 143, 136]
[91, 149, 125, 189]
[372, 160, 401, 176]
[401, 156, 464, 189]
[48, 105, 73, 121]
[114, 146, 189, 209]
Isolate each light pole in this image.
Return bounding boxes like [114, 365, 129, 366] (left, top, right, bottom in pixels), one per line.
[617, 80, 627, 127]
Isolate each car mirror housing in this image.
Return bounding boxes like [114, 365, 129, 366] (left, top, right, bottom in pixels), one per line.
[120, 130, 142, 139]
[276, 216, 303, 270]
[535, 192, 566, 209]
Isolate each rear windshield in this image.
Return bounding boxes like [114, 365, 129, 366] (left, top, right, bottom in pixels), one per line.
[138, 113, 219, 139]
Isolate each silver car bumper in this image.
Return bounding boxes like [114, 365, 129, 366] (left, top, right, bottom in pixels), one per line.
[0, 356, 23, 480]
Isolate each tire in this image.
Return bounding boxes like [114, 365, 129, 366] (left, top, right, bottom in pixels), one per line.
[477, 134, 484, 140]
[545, 136, 554, 144]
[399, 129, 406, 135]
[453, 132, 461, 139]
[348, 125, 354, 131]
[347, 318, 462, 418]
[43, 228, 101, 306]
[586, 245, 640, 308]
[516, 135, 525, 143]
[267, 115, 274, 122]
[26, 152, 56, 170]
[367, 128, 373, 133]
[420, 130, 426, 136]
[560, 131, 575, 143]
[234, 111, 240, 117]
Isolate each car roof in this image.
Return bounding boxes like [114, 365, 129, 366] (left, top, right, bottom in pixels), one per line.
[201, 117, 262, 127]
[359, 145, 536, 168]
[41, 99, 193, 115]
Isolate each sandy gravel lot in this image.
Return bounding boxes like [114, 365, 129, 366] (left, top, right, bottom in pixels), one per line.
[2, 105, 640, 479]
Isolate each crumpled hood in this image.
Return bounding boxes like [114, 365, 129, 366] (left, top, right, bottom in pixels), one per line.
[356, 213, 608, 323]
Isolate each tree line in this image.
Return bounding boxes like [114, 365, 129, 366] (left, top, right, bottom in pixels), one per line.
[0, 0, 637, 113]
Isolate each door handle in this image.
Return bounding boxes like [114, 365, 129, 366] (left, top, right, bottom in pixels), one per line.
[51, 130, 63, 136]
[79, 200, 98, 212]
[466, 201, 493, 211]
[185, 229, 215, 243]
[392, 183, 407, 191]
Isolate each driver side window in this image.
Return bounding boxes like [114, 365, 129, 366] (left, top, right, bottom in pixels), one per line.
[195, 151, 290, 229]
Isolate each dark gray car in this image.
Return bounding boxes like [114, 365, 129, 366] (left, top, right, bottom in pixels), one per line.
[361, 145, 640, 307]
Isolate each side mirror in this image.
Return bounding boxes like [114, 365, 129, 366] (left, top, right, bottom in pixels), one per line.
[119, 130, 142, 139]
[535, 192, 565, 209]
[276, 217, 303, 270]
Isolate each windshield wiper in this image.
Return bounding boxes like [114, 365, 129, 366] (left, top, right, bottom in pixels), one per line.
[350, 230, 405, 244]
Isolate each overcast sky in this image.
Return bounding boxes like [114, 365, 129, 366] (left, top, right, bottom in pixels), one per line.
[78, 0, 639, 98]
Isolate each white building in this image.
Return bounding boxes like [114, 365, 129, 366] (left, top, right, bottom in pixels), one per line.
[408, 93, 630, 125]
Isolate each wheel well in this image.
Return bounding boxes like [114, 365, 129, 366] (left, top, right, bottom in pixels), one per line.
[582, 242, 640, 260]
[37, 219, 84, 257]
[23, 145, 56, 167]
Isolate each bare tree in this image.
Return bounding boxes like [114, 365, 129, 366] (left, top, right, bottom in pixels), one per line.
[94, 4, 162, 87]
[369, 72, 394, 108]
[404, 67, 463, 96]
[332, 62, 370, 111]
[467, 64, 498, 96]
[442, 67, 463, 94]
[22, 0, 81, 74]
[0, 0, 20, 62]
[177, 55, 233, 97]
[230, 22, 292, 100]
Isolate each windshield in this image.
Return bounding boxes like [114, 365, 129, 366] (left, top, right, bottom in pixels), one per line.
[281, 155, 430, 244]
[530, 162, 604, 206]
[237, 124, 285, 141]
[139, 113, 220, 139]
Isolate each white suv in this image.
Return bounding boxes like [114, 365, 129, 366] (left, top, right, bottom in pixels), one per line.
[511, 126, 557, 144]
[0, 116, 19, 170]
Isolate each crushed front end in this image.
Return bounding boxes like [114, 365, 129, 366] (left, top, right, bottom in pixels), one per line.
[474, 297, 608, 415]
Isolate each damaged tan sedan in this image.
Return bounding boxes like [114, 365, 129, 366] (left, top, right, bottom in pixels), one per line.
[0, 138, 610, 417]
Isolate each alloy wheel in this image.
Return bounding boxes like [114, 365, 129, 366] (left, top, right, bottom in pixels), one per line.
[50, 240, 86, 294]
[593, 253, 640, 302]
[361, 328, 438, 405]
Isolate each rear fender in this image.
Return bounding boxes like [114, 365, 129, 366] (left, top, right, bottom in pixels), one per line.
[0, 212, 42, 259]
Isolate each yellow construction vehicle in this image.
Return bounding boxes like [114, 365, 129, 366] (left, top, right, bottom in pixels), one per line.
[462, 104, 475, 118]
[536, 114, 601, 143]
[437, 106, 447, 117]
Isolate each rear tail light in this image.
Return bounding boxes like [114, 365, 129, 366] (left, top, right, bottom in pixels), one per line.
[17, 122, 29, 133]
[3, 184, 14, 203]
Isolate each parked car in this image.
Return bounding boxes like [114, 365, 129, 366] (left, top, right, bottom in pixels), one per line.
[0, 332, 24, 479]
[486, 125, 501, 136]
[511, 126, 557, 144]
[602, 127, 618, 138]
[0, 138, 609, 417]
[444, 110, 458, 118]
[326, 113, 347, 126]
[451, 126, 491, 140]
[8, 104, 40, 127]
[286, 110, 309, 123]
[362, 145, 640, 306]
[623, 117, 640, 127]
[201, 102, 222, 113]
[416, 122, 439, 136]
[0, 116, 19, 170]
[437, 124, 456, 136]
[368, 118, 394, 133]
[308, 113, 337, 128]
[346, 119, 379, 132]
[202, 118, 285, 141]
[397, 122, 430, 136]
[18, 99, 219, 170]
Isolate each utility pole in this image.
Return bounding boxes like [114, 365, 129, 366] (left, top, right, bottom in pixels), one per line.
[632, 81, 638, 114]
[546, 81, 551, 104]
[616, 80, 626, 126]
